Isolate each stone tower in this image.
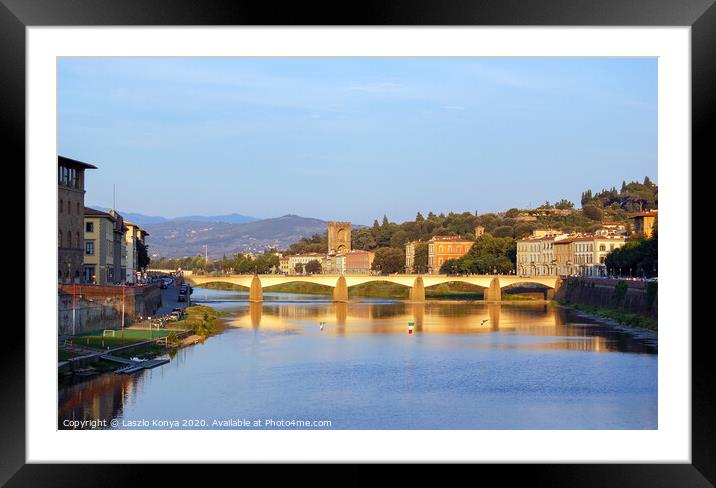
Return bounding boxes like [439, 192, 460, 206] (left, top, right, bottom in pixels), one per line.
[327, 221, 352, 253]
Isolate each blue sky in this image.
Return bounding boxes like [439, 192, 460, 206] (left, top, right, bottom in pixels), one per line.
[58, 57, 657, 224]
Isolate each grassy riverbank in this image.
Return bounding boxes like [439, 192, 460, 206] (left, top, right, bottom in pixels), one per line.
[556, 301, 658, 331]
[59, 305, 230, 367]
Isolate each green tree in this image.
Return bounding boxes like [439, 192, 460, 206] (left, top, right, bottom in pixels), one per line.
[136, 240, 150, 270]
[492, 225, 514, 238]
[513, 222, 536, 238]
[605, 231, 657, 277]
[371, 247, 405, 274]
[252, 251, 280, 274]
[352, 228, 377, 250]
[294, 262, 304, 274]
[440, 258, 463, 275]
[413, 242, 429, 274]
[305, 259, 322, 274]
[455, 234, 516, 274]
[554, 199, 574, 210]
[390, 229, 409, 248]
[582, 204, 604, 221]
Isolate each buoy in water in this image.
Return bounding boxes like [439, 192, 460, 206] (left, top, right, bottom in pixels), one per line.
[408, 321, 414, 335]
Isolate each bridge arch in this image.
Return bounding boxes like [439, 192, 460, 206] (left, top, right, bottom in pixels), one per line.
[184, 274, 561, 302]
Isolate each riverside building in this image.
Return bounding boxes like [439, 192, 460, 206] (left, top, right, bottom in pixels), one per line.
[427, 236, 474, 274]
[58, 156, 96, 283]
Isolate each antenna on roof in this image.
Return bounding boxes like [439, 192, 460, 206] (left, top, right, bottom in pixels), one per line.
[113, 184, 116, 211]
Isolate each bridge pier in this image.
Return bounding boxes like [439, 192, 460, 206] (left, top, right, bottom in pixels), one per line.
[409, 277, 425, 301]
[484, 277, 502, 301]
[249, 275, 263, 302]
[249, 301, 262, 327]
[333, 275, 348, 302]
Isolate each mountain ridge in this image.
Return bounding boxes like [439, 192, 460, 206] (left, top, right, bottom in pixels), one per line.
[143, 214, 331, 258]
[88, 206, 259, 226]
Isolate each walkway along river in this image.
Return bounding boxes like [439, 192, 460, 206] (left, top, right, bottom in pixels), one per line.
[58, 287, 657, 430]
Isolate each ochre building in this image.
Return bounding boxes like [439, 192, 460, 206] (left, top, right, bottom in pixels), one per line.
[427, 236, 474, 274]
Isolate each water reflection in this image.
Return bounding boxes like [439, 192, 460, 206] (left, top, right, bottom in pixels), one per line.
[228, 300, 654, 354]
[58, 291, 657, 430]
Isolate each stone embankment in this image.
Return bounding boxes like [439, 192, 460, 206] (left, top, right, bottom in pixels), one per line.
[554, 277, 657, 318]
[58, 283, 162, 335]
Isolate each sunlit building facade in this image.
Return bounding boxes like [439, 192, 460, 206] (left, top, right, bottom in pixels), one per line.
[427, 236, 474, 274]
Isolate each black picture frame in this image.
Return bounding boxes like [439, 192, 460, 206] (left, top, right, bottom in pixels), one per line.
[5, 0, 711, 484]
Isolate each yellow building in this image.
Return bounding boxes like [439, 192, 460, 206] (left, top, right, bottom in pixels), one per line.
[287, 253, 326, 275]
[279, 255, 290, 274]
[573, 234, 626, 277]
[123, 221, 149, 283]
[83, 207, 126, 285]
[629, 210, 657, 238]
[404, 241, 419, 273]
[554, 237, 576, 276]
[515, 230, 566, 276]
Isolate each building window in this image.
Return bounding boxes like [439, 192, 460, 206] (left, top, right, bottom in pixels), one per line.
[86, 222, 94, 233]
[85, 240, 94, 255]
[58, 230, 62, 247]
[77, 202, 80, 214]
[83, 266, 95, 283]
[59, 200, 63, 213]
[76, 232, 80, 249]
[67, 231, 72, 248]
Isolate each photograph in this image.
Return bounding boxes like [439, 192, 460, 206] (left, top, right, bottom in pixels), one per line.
[56, 56, 659, 431]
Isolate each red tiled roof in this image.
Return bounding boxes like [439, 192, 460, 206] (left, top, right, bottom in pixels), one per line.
[83, 207, 115, 219]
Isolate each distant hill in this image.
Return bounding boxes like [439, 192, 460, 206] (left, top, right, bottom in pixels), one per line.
[89, 206, 259, 226]
[143, 214, 329, 258]
[171, 213, 259, 224]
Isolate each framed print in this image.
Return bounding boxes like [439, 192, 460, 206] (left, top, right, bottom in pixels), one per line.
[6, 0, 713, 483]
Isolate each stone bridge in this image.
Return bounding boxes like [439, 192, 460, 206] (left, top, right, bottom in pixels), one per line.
[184, 274, 562, 302]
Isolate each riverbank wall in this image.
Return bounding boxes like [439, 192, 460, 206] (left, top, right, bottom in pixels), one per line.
[554, 277, 657, 318]
[58, 284, 162, 335]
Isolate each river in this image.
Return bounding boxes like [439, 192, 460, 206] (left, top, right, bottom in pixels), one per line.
[58, 288, 657, 430]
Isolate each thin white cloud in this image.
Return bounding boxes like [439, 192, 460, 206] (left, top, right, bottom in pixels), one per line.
[464, 62, 538, 90]
[347, 82, 405, 94]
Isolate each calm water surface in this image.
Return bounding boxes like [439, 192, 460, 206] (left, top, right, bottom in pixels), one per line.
[59, 288, 657, 429]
